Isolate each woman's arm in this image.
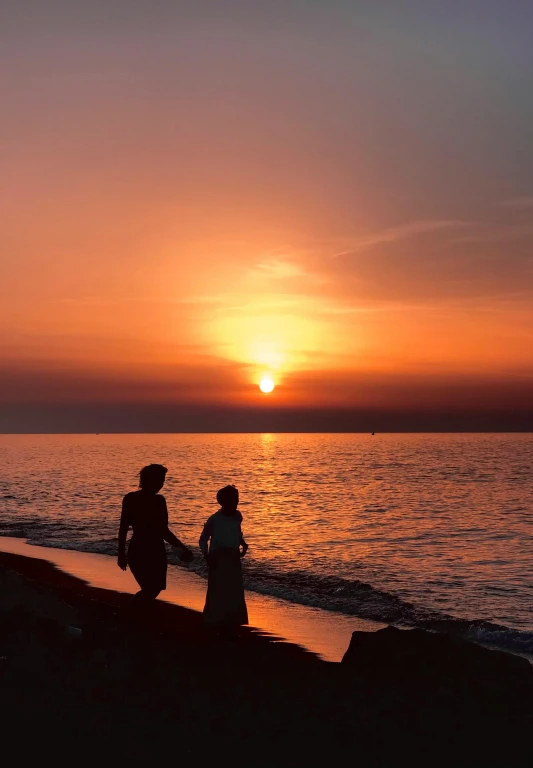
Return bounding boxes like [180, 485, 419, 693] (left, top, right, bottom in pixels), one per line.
[117, 496, 130, 570]
[161, 497, 193, 561]
[163, 526, 184, 548]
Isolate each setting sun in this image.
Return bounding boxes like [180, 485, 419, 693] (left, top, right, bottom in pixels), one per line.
[259, 377, 275, 394]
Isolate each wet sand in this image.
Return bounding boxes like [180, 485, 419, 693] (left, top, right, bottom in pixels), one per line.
[0, 536, 382, 660]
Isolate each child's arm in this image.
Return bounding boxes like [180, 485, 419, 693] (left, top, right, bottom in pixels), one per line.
[239, 515, 248, 557]
[199, 517, 213, 559]
[117, 495, 130, 570]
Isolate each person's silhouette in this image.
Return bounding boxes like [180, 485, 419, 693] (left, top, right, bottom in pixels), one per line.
[118, 464, 193, 607]
[199, 484, 248, 637]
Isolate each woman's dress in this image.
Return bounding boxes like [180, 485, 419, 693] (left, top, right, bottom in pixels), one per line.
[121, 490, 175, 592]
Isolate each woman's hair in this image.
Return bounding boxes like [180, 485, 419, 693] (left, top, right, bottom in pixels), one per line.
[139, 464, 168, 490]
[216, 484, 239, 507]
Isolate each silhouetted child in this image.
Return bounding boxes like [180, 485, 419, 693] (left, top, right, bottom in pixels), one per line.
[118, 463, 193, 608]
[199, 485, 249, 636]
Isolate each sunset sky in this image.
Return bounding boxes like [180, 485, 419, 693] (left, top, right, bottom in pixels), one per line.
[1, 1, 533, 431]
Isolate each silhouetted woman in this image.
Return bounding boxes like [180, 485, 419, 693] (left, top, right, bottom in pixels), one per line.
[117, 464, 193, 606]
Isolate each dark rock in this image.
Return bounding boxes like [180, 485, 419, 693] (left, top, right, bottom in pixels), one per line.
[341, 626, 533, 716]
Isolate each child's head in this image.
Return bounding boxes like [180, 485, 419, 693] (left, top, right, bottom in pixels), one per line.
[216, 484, 239, 511]
[139, 463, 167, 494]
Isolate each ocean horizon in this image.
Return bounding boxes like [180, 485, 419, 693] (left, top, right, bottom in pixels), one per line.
[2, 430, 533, 434]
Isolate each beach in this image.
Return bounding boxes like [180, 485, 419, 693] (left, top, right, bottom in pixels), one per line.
[0, 536, 381, 661]
[1, 544, 532, 765]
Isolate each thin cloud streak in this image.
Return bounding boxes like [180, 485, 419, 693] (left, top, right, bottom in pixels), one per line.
[450, 226, 533, 245]
[497, 197, 533, 209]
[332, 220, 467, 257]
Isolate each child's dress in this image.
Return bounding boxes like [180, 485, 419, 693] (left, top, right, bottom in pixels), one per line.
[199, 509, 248, 627]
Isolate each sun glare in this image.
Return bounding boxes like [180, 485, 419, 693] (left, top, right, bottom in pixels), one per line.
[259, 377, 275, 394]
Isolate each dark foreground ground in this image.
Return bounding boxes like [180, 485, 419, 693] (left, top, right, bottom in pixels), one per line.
[0, 551, 532, 766]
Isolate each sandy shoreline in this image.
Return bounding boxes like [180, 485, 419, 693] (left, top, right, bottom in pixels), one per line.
[0, 536, 383, 660]
[0, 548, 311, 657]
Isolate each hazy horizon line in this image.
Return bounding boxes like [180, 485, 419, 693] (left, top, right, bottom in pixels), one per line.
[2, 429, 533, 435]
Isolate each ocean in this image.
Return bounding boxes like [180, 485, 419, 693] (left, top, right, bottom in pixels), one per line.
[1, 433, 532, 654]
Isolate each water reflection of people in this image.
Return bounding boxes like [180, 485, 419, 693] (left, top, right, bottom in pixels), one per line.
[200, 485, 249, 636]
[118, 464, 193, 606]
